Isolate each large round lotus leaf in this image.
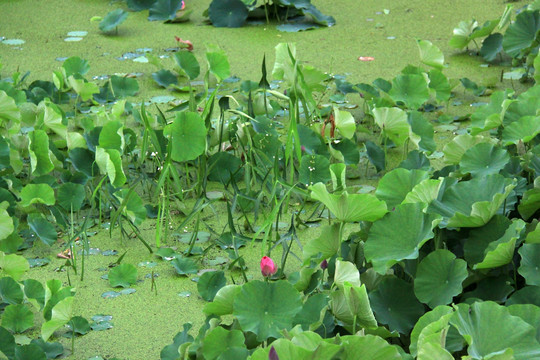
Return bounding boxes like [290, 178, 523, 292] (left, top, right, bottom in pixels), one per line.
[299, 154, 330, 186]
[502, 116, 540, 145]
[372, 107, 410, 147]
[417, 39, 444, 70]
[208, 152, 243, 185]
[23, 279, 45, 309]
[375, 168, 430, 209]
[459, 142, 510, 177]
[293, 293, 329, 331]
[369, 277, 425, 334]
[152, 69, 178, 88]
[99, 9, 128, 33]
[427, 174, 514, 228]
[0, 253, 29, 281]
[502, 10, 540, 58]
[365, 202, 441, 274]
[206, 51, 230, 82]
[1, 304, 34, 333]
[201, 327, 246, 360]
[127, 0, 156, 11]
[442, 134, 492, 165]
[108, 263, 138, 288]
[28, 214, 57, 246]
[309, 182, 387, 223]
[233, 280, 302, 341]
[69, 148, 98, 177]
[110, 75, 139, 98]
[414, 250, 468, 308]
[165, 112, 206, 163]
[41, 296, 75, 341]
[148, 0, 184, 21]
[403, 178, 442, 206]
[409, 306, 454, 357]
[519, 244, 540, 286]
[197, 271, 226, 302]
[57, 182, 86, 211]
[389, 74, 429, 110]
[450, 301, 540, 359]
[62, 56, 90, 77]
[208, 0, 249, 28]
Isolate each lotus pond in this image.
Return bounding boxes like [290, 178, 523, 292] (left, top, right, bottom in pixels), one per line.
[2, 0, 540, 359]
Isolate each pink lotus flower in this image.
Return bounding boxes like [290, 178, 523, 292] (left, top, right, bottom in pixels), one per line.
[260, 256, 277, 277]
[358, 56, 375, 61]
[175, 36, 193, 51]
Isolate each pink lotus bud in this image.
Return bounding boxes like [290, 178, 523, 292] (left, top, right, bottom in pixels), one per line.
[269, 346, 279, 360]
[260, 256, 277, 277]
[174, 36, 194, 51]
[320, 259, 328, 270]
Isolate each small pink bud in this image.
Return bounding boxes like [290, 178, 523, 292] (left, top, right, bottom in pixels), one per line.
[174, 36, 194, 51]
[269, 346, 279, 360]
[260, 256, 277, 277]
[320, 259, 328, 270]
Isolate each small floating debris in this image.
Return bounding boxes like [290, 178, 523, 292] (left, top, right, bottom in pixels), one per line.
[2, 39, 25, 45]
[132, 56, 148, 63]
[64, 37, 83, 42]
[67, 31, 88, 37]
[55, 57, 69, 62]
[387, 36, 396, 40]
[358, 56, 375, 62]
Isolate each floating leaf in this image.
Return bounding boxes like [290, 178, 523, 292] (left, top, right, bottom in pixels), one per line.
[171, 257, 198, 276]
[108, 263, 138, 288]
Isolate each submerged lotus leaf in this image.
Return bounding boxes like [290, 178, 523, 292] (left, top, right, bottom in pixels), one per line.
[148, 0, 184, 21]
[365, 202, 441, 274]
[389, 74, 429, 110]
[164, 111, 207, 163]
[369, 277, 425, 334]
[518, 244, 540, 286]
[375, 168, 430, 209]
[427, 174, 515, 228]
[310, 182, 387, 223]
[450, 301, 540, 360]
[99, 9, 128, 33]
[502, 10, 540, 58]
[208, 0, 249, 28]
[233, 280, 302, 341]
[459, 142, 510, 177]
[414, 249, 468, 308]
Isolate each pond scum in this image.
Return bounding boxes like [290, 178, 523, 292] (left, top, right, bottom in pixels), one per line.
[2, 1, 540, 359]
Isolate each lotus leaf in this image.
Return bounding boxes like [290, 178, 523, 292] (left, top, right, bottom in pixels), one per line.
[0, 253, 29, 281]
[449, 19, 498, 49]
[507, 304, 540, 343]
[28, 214, 57, 246]
[114, 189, 146, 226]
[443, 134, 494, 165]
[108, 263, 138, 288]
[365, 140, 385, 172]
[389, 74, 430, 110]
[334, 260, 361, 289]
[331, 138, 359, 165]
[148, 0, 184, 21]
[450, 301, 540, 359]
[13, 344, 47, 360]
[152, 69, 178, 88]
[0, 90, 21, 124]
[414, 250, 468, 308]
[1, 304, 34, 333]
[171, 257, 198, 276]
[127, 0, 155, 11]
[403, 179, 442, 206]
[333, 108, 356, 139]
[343, 282, 378, 330]
[309, 182, 387, 223]
[465, 215, 511, 265]
[410, 306, 454, 357]
[208, 0, 249, 28]
[459, 142, 510, 177]
[110, 76, 139, 98]
[372, 107, 410, 147]
[519, 244, 540, 286]
[23, 279, 45, 309]
[201, 327, 246, 360]
[303, 224, 340, 261]
[427, 174, 515, 228]
[481, 33, 503, 61]
[30, 338, 64, 359]
[502, 116, 540, 145]
[41, 296, 74, 341]
[28, 130, 54, 176]
[428, 69, 452, 101]
[369, 277, 425, 334]
[365, 202, 441, 274]
[417, 39, 444, 70]
[249, 338, 312, 360]
[233, 280, 302, 341]
[57, 182, 86, 211]
[68, 76, 99, 101]
[0, 202, 14, 242]
[206, 51, 230, 82]
[99, 9, 128, 33]
[164, 111, 207, 162]
[375, 168, 430, 208]
[474, 219, 525, 270]
[198, 271, 226, 302]
[293, 293, 328, 331]
[299, 154, 330, 186]
[0, 276, 23, 304]
[203, 285, 241, 316]
[208, 152, 243, 185]
[502, 10, 540, 58]
[95, 147, 126, 187]
[470, 90, 510, 135]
